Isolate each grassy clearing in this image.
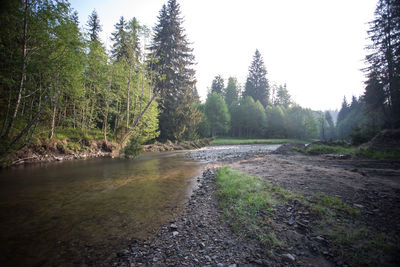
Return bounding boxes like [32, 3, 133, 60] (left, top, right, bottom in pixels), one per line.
[302, 144, 400, 159]
[211, 137, 307, 146]
[216, 167, 397, 265]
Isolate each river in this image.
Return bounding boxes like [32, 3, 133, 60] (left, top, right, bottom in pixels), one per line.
[0, 151, 204, 266]
[0, 144, 280, 266]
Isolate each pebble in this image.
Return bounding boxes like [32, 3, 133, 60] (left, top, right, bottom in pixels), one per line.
[172, 231, 179, 236]
[283, 253, 296, 262]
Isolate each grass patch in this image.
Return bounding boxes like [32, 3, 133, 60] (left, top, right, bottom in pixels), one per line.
[355, 148, 400, 159]
[216, 167, 298, 248]
[305, 144, 354, 155]
[211, 137, 307, 146]
[304, 144, 400, 159]
[216, 167, 398, 265]
[314, 193, 359, 216]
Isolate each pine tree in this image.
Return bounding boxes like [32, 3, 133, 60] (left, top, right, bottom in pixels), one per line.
[150, 0, 201, 141]
[337, 96, 349, 124]
[87, 10, 101, 42]
[111, 16, 128, 60]
[275, 84, 291, 108]
[365, 0, 400, 128]
[211, 75, 225, 95]
[244, 49, 269, 107]
[224, 77, 239, 107]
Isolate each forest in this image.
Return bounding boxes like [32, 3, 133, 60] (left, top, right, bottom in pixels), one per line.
[0, 0, 399, 160]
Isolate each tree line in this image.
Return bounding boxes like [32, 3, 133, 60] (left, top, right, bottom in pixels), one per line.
[1, 0, 398, 155]
[0, 0, 201, 155]
[201, 0, 400, 143]
[333, 0, 400, 144]
[200, 50, 321, 140]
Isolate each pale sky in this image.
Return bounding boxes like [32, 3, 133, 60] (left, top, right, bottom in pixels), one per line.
[70, 0, 377, 111]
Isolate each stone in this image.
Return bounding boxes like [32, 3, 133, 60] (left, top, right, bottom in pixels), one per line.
[172, 231, 179, 237]
[353, 203, 364, 209]
[283, 253, 295, 262]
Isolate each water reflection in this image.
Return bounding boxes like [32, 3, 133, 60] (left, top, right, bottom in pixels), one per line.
[0, 152, 203, 266]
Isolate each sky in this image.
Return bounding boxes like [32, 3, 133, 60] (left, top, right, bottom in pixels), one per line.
[69, 0, 377, 111]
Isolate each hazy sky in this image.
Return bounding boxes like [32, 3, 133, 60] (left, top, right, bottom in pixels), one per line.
[70, 0, 377, 111]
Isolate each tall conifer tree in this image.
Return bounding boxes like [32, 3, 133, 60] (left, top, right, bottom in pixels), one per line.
[150, 0, 201, 141]
[87, 10, 101, 42]
[364, 0, 400, 127]
[211, 75, 225, 95]
[244, 49, 269, 107]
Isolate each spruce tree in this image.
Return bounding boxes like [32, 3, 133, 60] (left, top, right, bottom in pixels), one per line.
[224, 77, 239, 107]
[211, 75, 225, 95]
[337, 96, 349, 125]
[87, 10, 101, 42]
[244, 49, 269, 107]
[111, 16, 128, 60]
[364, 0, 400, 127]
[150, 0, 201, 141]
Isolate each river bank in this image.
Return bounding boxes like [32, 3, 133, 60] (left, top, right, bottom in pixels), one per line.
[113, 144, 400, 266]
[1, 138, 213, 168]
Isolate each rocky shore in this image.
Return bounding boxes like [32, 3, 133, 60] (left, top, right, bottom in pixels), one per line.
[113, 168, 267, 266]
[112, 143, 400, 267]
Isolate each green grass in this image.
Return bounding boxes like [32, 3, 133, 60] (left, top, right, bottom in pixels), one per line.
[216, 167, 299, 248]
[216, 167, 399, 266]
[211, 137, 308, 145]
[305, 144, 355, 155]
[312, 193, 360, 216]
[303, 144, 400, 159]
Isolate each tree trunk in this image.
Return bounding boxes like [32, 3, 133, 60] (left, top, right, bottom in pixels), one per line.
[126, 69, 132, 129]
[73, 103, 76, 129]
[119, 93, 157, 148]
[6, 0, 29, 138]
[0, 88, 12, 137]
[103, 101, 109, 142]
[6, 110, 41, 154]
[49, 101, 57, 139]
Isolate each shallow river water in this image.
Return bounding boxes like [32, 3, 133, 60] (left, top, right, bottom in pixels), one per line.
[0, 151, 203, 266]
[0, 144, 280, 266]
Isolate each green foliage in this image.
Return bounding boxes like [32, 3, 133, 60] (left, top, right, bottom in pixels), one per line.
[364, 0, 400, 128]
[243, 49, 269, 107]
[230, 97, 266, 138]
[265, 106, 286, 138]
[210, 75, 225, 95]
[274, 84, 291, 108]
[196, 104, 211, 138]
[305, 144, 352, 155]
[151, 0, 202, 141]
[285, 105, 318, 140]
[0, 1, 159, 156]
[224, 77, 240, 107]
[336, 96, 382, 142]
[205, 93, 230, 136]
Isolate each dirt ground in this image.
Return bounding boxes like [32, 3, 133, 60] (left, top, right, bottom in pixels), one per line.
[113, 144, 400, 266]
